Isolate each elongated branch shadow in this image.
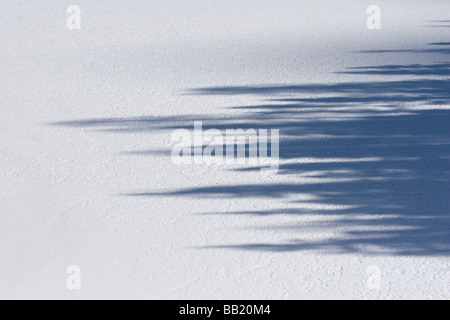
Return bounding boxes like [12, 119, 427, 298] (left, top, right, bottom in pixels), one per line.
[52, 41, 450, 256]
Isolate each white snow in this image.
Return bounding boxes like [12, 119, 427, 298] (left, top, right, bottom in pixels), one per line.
[1, 0, 449, 299]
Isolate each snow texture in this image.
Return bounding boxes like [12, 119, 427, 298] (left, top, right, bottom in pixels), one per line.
[1, 0, 449, 299]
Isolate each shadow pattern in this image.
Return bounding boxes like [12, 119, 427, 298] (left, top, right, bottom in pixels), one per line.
[54, 41, 450, 256]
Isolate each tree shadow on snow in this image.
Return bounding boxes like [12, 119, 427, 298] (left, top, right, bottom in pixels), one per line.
[53, 41, 450, 256]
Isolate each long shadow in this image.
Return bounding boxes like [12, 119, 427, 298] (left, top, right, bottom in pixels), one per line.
[339, 63, 450, 76]
[356, 40, 450, 55]
[425, 20, 450, 28]
[53, 43, 450, 256]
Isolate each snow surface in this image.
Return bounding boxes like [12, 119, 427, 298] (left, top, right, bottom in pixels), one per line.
[1, 0, 449, 299]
